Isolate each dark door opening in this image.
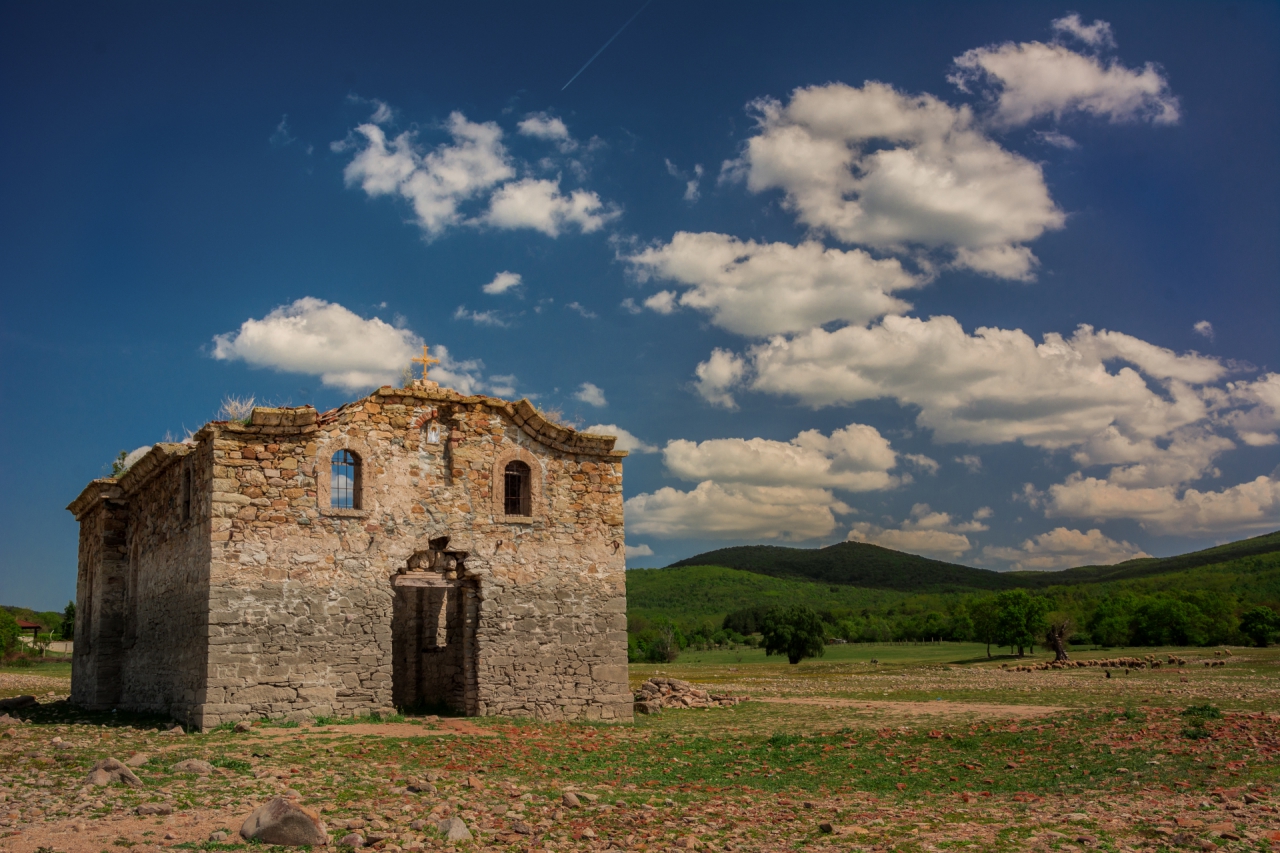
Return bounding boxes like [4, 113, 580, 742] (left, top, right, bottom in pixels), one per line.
[391, 581, 476, 713]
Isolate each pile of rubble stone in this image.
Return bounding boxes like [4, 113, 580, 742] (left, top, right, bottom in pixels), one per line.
[633, 677, 743, 714]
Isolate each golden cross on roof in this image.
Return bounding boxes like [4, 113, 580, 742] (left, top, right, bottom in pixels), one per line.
[411, 344, 440, 381]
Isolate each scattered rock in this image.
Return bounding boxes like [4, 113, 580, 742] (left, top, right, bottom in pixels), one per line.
[0, 713, 22, 725]
[340, 833, 365, 847]
[136, 803, 173, 816]
[581, 828, 597, 839]
[240, 796, 329, 846]
[511, 820, 533, 835]
[171, 759, 214, 775]
[465, 775, 483, 789]
[562, 791, 581, 808]
[86, 758, 143, 788]
[819, 822, 834, 833]
[167, 725, 185, 735]
[410, 820, 427, 830]
[633, 678, 742, 713]
[210, 831, 229, 842]
[234, 720, 253, 733]
[437, 816, 472, 842]
[125, 753, 149, 767]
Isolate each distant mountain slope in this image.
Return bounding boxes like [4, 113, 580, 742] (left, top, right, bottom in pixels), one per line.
[666, 542, 1019, 592]
[666, 530, 1280, 592]
[1007, 529, 1280, 586]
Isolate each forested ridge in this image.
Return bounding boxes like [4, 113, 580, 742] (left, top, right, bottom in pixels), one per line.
[627, 531, 1280, 662]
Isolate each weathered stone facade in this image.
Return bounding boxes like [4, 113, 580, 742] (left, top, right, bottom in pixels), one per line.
[67, 382, 631, 729]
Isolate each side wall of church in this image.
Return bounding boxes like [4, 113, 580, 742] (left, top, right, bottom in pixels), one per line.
[71, 492, 128, 709]
[190, 389, 630, 731]
[70, 443, 214, 722]
[117, 443, 214, 721]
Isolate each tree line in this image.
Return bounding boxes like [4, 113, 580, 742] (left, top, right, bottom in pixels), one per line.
[628, 587, 1280, 664]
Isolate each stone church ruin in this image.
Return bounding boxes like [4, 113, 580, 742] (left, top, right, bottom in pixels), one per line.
[67, 369, 631, 730]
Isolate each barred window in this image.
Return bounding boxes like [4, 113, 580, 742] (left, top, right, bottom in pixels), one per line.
[503, 461, 531, 516]
[331, 450, 360, 509]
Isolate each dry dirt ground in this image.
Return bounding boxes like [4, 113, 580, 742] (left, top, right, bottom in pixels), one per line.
[0, 648, 1276, 853]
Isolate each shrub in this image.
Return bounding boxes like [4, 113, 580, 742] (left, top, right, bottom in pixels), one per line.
[1239, 606, 1280, 647]
[0, 610, 19, 656]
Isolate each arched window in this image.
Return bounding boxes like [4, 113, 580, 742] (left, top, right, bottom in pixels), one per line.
[503, 460, 531, 516]
[331, 450, 361, 509]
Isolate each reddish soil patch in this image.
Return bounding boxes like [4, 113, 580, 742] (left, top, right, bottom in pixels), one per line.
[4, 807, 241, 853]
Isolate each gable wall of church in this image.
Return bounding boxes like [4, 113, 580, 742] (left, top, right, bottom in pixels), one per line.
[190, 387, 630, 729]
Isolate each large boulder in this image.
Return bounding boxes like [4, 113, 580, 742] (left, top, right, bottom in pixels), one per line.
[240, 797, 329, 846]
[171, 759, 214, 775]
[437, 816, 472, 842]
[86, 758, 143, 788]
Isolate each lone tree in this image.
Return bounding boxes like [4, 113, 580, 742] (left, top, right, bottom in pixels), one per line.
[994, 589, 1050, 657]
[1239, 606, 1280, 648]
[1044, 618, 1072, 662]
[761, 605, 827, 665]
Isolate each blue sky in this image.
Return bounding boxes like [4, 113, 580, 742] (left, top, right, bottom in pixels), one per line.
[2, 2, 1278, 610]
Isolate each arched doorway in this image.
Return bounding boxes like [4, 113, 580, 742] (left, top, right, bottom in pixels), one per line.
[390, 538, 478, 714]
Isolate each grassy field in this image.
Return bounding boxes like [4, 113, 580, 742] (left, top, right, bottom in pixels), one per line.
[0, 646, 1276, 853]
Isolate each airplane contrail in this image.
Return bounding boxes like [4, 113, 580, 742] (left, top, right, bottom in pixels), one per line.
[562, 0, 653, 91]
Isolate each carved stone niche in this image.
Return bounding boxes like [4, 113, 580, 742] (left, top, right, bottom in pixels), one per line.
[395, 535, 471, 587]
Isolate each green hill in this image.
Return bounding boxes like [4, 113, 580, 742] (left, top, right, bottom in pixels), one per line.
[667, 542, 1018, 592]
[668, 530, 1280, 592]
[634, 531, 1280, 650]
[627, 564, 914, 627]
[1007, 529, 1280, 587]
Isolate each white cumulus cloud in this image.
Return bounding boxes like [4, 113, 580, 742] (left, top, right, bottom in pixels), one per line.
[585, 424, 658, 454]
[627, 232, 921, 336]
[731, 316, 1224, 449]
[574, 382, 608, 407]
[1044, 474, 1280, 535]
[950, 28, 1179, 127]
[481, 177, 617, 237]
[212, 297, 497, 396]
[662, 423, 900, 492]
[212, 297, 423, 391]
[517, 112, 573, 145]
[724, 81, 1064, 280]
[1224, 373, 1280, 447]
[693, 348, 747, 409]
[1051, 13, 1115, 48]
[982, 527, 1147, 570]
[341, 113, 514, 237]
[625, 543, 654, 559]
[482, 271, 523, 295]
[625, 482, 851, 541]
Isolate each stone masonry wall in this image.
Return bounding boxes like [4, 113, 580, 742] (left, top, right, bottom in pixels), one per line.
[69, 442, 214, 721]
[190, 386, 631, 730]
[71, 485, 127, 709]
[116, 442, 213, 720]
